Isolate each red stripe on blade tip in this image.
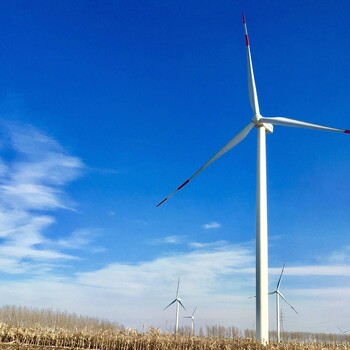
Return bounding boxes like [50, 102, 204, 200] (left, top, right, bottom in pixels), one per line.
[345, 130, 350, 134]
[245, 35, 249, 46]
[242, 13, 246, 24]
[156, 198, 168, 207]
[178, 179, 190, 190]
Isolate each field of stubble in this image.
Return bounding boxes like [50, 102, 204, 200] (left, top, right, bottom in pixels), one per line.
[0, 324, 349, 350]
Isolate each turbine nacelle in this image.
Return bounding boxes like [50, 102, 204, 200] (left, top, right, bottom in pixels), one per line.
[261, 122, 274, 134]
[252, 114, 274, 134]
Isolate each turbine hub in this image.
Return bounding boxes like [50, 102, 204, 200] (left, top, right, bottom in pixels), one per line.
[252, 114, 261, 124]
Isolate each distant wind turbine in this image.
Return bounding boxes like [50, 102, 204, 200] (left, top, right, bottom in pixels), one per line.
[338, 327, 349, 334]
[184, 306, 197, 335]
[157, 13, 350, 343]
[164, 278, 186, 335]
[269, 264, 298, 342]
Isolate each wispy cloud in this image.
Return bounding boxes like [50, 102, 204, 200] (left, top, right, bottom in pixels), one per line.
[0, 239, 348, 332]
[0, 122, 84, 211]
[0, 121, 96, 274]
[77, 242, 255, 296]
[152, 235, 186, 245]
[270, 265, 350, 277]
[57, 229, 99, 250]
[0, 212, 76, 274]
[202, 221, 221, 230]
[327, 245, 350, 265]
[0, 242, 257, 328]
[188, 240, 228, 249]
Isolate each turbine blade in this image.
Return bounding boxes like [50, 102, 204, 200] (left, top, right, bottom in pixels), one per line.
[278, 291, 298, 314]
[268, 291, 276, 295]
[156, 122, 255, 207]
[178, 300, 186, 311]
[242, 13, 260, 115]
[260, 116, 350, 134]
[192, 306, 197, 317]
[164, 299, 176, 310]
[276, 264, 285, 290]
[176, 277, 180, 298]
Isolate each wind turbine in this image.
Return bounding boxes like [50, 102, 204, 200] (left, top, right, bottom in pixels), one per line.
[338, 327, 350, 334]
[269, 264, 298, 342]
[157, 13, 350, 343]
[184, 306, 197, 335]
[164, 278, 186, 335]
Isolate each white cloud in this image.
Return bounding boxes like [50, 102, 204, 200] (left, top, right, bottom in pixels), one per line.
[188, 242, 211, 249]
[0, 243, 256, 330]
[152, 235, 186, 245]
[57, 229, 104, 252]
[0, 122, 84, 211]
[327, 245, 350, 265]
[270, 265, 350, 277]
[202, 221, 221, 230]
[0, 243, 348, 333]
[0, 121, 96, 274]
[77, 243, 255, 297]
[1, 183, 65, 210]
[188, 240, 228, 249]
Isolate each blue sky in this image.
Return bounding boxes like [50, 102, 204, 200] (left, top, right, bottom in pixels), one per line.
[0, 0, 349, 335]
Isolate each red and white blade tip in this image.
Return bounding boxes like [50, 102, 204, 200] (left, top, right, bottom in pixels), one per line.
[156, 179, 191, 207]
[156, 198, 167, 207]
[178, 179, 190, 190]
[242, 13, 249, 46]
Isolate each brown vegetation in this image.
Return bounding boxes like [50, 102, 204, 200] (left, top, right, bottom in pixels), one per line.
[0, 305, 120, 331]
[0, 324, 349, 350]
[0, 305, 348, 350]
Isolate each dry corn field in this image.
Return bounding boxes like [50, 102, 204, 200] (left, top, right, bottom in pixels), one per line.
[0, 306, 349, 350]
[0, 324, 348, 350]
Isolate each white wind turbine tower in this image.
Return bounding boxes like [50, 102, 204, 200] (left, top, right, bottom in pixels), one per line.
[164, 278, 186, 335]
[157, 13, 350, 343]
[184, 306, 197, 335]
[269, 264, 298, 342]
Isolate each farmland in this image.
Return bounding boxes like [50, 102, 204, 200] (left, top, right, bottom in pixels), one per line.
[0, 324, 349, 350]
[0, 306, 349, 350]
